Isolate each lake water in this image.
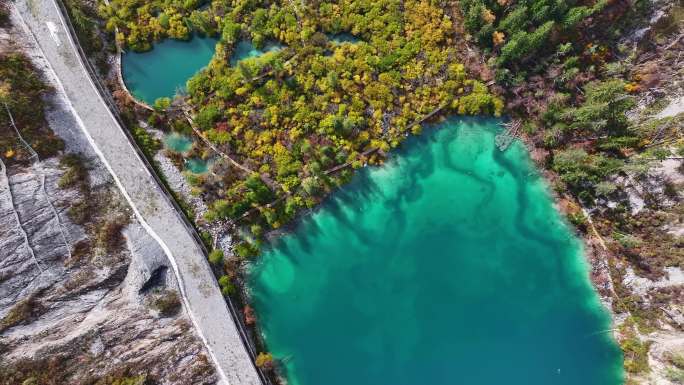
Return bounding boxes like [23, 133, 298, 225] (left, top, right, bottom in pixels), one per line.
[122, 36, 218, 104]
[249, 118, 623, 385]
[230, 41, 283, 66]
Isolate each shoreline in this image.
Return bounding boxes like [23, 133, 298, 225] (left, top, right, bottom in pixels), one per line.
[108, 25, 154, 111]
[113, 54, 627, 378]
[519, 130, 622, 329]
[104, 2, 684, 383]
[113, 42, 627, 385]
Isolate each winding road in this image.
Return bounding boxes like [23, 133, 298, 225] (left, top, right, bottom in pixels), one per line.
[14, 1, 262, 384]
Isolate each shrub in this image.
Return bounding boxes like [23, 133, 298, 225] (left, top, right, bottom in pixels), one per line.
[218, 275, 235, 296]
[220, 284, 235, 296]
[255, 352, 273, 369]
[68, 199, 91, 224]
[667, 352, 684, 369]
[234, 242, 259, 259]
[95, 216, 128, 253]
[151, 290, 181, 317]
[194, 105, 221, 131]
[218, 275, 231, 287]
[0, 295, 43, 333]
[665, 368, 684, 383]
[620, 320, 652, 374]
[208, 249, 224, 265]
[58, 154, 88, 191]
[131, 126, 161, 159]
[0, 3, 9, 28]
[153, 97, 171, 111]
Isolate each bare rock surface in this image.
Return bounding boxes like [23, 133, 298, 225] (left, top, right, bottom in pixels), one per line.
[0, 154, 217, 385]
[0, 8, 217, 384]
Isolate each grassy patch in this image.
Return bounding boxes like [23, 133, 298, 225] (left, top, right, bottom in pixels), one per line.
[95, 215, 128, 253]
[131, 126, 161, 160]
[0, 294, 44, 333]
[150, 289, 181, 317]
[58, 153, 89, 191]
[619, 319, 652, 375]
[0, 53, 63, 163]
[0, 357, 153, 385]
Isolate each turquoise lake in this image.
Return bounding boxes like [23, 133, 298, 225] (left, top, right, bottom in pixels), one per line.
[122, 38, 284, 104]
[249, 118, 623, 385]
[122, 36, 218, 104]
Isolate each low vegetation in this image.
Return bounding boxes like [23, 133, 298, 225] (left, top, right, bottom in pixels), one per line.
[131, 125, 161, 159]
[255, 352, 273, 369]
[0, 2, 9, 28]
[0, 357, 154, 385]
[0, 53, 63, 163]
[665, 352, 684, 383]
[59, 154, 90, 191]
[150, 289, 182, 317]
[0, 294, 45, 333]
[619, 319, 652, 375]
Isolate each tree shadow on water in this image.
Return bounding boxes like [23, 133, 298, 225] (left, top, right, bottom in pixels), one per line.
[491, 143, 561, 250]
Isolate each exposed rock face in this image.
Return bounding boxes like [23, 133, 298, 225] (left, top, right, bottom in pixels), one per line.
[0, 157, 217, 384]
[0, 9, 217, 384]
[0, 160, 73, 309]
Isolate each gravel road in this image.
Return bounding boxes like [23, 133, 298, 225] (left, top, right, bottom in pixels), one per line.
[14, 2, 262, 384]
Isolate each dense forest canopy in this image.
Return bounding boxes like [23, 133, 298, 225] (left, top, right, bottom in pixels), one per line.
[459, 0, 611, 66]
[102, 0, 504, 254]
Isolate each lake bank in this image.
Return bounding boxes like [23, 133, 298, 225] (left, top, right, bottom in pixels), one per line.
[115, 35, 628, 384]
[121, 36, 218, 104]
[248, 117, 624, 385]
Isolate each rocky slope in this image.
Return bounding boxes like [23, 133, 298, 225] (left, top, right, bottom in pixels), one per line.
[0, 4, 217, 384]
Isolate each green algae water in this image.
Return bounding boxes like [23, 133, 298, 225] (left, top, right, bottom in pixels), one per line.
[249, 118, 623, 385]
[122, 36, 218, 104]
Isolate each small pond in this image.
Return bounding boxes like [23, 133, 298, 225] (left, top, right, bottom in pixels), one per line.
[185, 158, 210, 174]
[122, 36, 218, 104]
[163, 132, 193, 153]
[327, 32, 360, 44]
[230, 41, 283, 66]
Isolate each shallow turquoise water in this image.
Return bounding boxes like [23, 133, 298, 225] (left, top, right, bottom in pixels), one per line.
[185, 158, 209, 174]
[230, 41, 283, 66]
[249, 118, 623, 385]
[163, 132, 193, 153]
[122, 36, 218, 104]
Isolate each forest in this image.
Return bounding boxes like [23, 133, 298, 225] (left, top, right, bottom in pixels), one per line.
[98, 1, 684, 380]
[102, 0, 504, 256]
